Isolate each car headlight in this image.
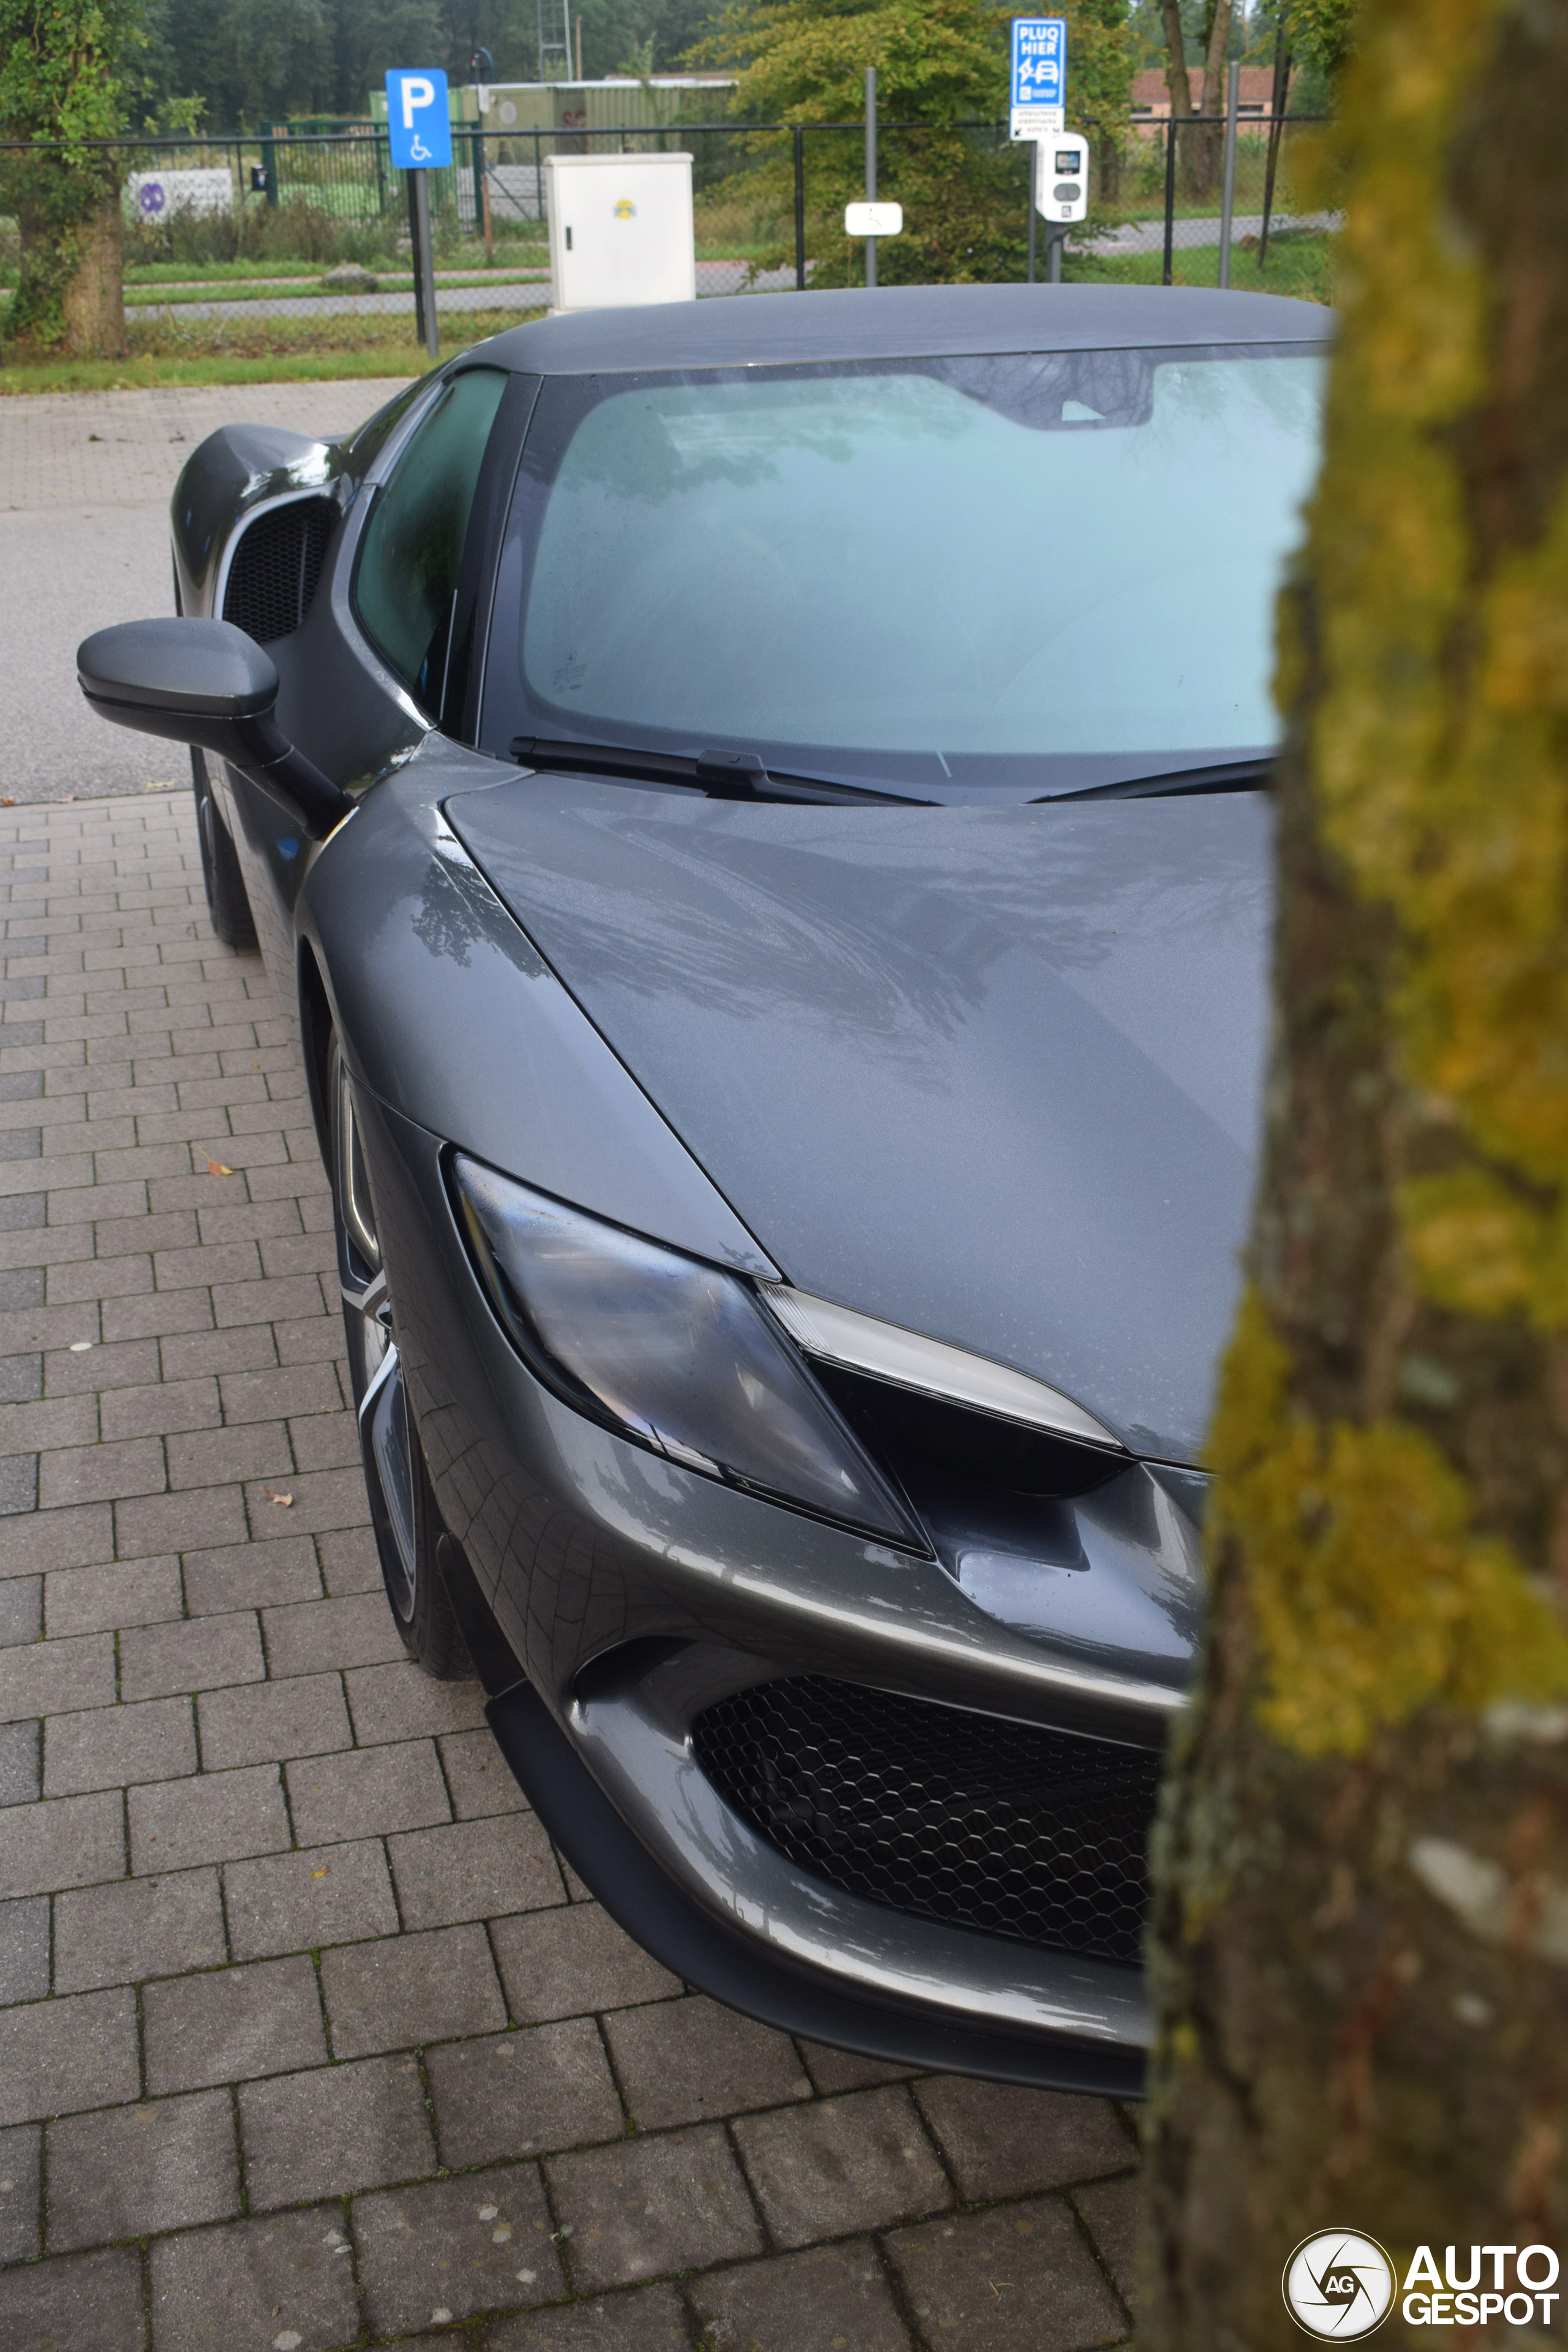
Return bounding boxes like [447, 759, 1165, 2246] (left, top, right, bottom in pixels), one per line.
[451, 1155, 923, 1547]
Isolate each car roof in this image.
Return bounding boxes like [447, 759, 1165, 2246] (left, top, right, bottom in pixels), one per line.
[470, 282, 1332, 377]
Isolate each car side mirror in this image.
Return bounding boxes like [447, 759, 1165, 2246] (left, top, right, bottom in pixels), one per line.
[77, 618, 353, 842]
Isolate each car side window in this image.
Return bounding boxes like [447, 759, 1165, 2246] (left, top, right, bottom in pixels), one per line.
[353, 367, 508, 715]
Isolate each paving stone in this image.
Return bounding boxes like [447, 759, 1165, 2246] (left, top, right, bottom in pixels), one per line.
[99, 1373, 219, 1442]
[55, 1866, 225, 1993]
[428, 2019, 625, 2168]
[439, 1724, 530, 1819]
[263, 1590, 406, 1675]
[733, 2087, 952, 2248]
[316, 1522, 380, 1596]
[145, 1954, 327, 2092]
[321, 1921, 507, 2059]
[0, 1788, 124, 1896]
[0, 2119, 42, 2263]
[0, 2245, 145, 2352]
[0, 1575, 42, 1645]
[547, 2125, 763, 2291]
[913, 2080, 1136, 2202]
[224, 1835, 399, 1960]
[797, 2039, 921, 2094]
[0, 1450, 38, 1513]
[48, 2087, 239, 2248]
[691, 2240, 913, 2352]
[353, 2160, 564, 2334]
[606, 1994, 813, 2131]
[38, 1431, 164, 1509]
[0, 1716, 42, 1807]
[345, 1659, 488, 1744]
[485, 2284, 690, 2352]
[45, 1553, 185, 1635]
[885, 2195, 1128, 2352]
[1072, 2173, 1142, 2313]
[0, 1351, 42, 1404]
[197, 1669, 350, 1771]
[491, 1901, 680, 2024]
[388, 1811, 565, 1931]
[0, 1501, 115, 1579]
[119, 1609, 263, 1700]
[130, 1760, 289, 1873]
[0, 1629, 116, 1721]
[285, 1736, 450, 1845]
[115, 1483, 247, 1559]
[45, 1694, 196, 1795]
[149, 2205, 361, 2352]
[183, 1533, 321, 1615]
[0, 1894, 50, 2003]
[238, 2053, 435, 2208]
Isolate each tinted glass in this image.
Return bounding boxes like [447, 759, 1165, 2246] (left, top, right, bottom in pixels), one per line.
[355, 367, 508, 710]
[494, 347, 1325, 796]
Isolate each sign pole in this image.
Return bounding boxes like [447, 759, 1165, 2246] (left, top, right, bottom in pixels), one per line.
[1027, 144, 1038, 282]
[386, 67, 453, 364]
[413, 168, 440, 360]
[864, 66, 878, 290]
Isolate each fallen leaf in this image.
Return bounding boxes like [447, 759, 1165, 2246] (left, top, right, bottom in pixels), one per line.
[263, 1488, 294, 1508]
[205, 1157, 234, 1177]
[0, 796, 13, 807]
[309, 1865, 330, 1879]
[144, 778, 175, 792]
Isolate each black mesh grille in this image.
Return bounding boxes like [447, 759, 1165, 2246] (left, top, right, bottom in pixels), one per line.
[222, 498, 336, 645]
[692, 1676, 1159, 1966]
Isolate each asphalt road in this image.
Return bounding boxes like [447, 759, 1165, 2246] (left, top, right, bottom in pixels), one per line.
[0, 380, 413, 802]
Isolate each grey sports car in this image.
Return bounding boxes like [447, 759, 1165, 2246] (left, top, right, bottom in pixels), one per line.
[76, 283, 1329, 2094]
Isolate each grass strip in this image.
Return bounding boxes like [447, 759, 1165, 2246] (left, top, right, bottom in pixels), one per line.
[0, 304, 545, 393]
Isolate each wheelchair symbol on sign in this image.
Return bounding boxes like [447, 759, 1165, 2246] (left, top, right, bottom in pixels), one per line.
[409, 134, 432, 162]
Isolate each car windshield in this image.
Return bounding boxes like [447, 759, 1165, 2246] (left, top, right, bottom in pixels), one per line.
[488, 344, 1328, 801]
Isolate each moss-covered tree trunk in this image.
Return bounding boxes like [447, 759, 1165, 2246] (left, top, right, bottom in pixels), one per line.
[1143, 0, 1568, 2339]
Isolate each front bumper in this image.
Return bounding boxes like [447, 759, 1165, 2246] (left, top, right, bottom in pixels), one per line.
[356, 1086, 1200, 2092]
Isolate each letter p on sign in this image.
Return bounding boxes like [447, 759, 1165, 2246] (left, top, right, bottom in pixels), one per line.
[401, 76, 434, 127]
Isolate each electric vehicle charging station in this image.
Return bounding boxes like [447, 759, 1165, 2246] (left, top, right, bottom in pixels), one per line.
[545, 151, 696, 311]
[1038, 135, 1088, 226]
[1037, 133, 1087, 282]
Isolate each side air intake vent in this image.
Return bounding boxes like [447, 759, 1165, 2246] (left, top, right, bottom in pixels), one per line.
[222, 497, 336, 646]
[692, 1675, 1159, 1965]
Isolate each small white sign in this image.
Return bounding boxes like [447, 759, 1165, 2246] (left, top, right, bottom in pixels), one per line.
[845, 201, 903, 238]
[1011, 102, 1065, 142]
[127, 168, 233, 220]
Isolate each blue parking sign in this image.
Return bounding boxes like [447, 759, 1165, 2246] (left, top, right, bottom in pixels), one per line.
[385, 69, 453, 170]
[1011, 18, 1066, 135]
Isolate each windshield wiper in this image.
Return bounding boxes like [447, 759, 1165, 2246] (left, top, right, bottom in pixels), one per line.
[1042, 757, 1272, 803]
[508, 737, 927, 807]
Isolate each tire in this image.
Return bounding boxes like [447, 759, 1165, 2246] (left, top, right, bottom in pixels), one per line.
[330, 1031, 471, 1679]
[192, 749, 258, 951]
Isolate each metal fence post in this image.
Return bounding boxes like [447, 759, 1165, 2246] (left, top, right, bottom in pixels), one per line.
[793, 126, 806, 289]
[1162, 115, 1177, 285]
[1217, 62, 1240, 288]
[260, 119, 279, 208]
[864, 66, 877, 288]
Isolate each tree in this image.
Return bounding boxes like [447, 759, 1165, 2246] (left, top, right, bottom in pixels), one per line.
[698, 0, 1131, 288]
[0, 0, 145, 355]
[1142, 0, 1568, 2339]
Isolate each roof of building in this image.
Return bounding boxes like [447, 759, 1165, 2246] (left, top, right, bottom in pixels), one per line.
[469, 282, 1332, 378]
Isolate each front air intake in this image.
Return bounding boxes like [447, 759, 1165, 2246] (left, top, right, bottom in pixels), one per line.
[222, 497, 336, 645]
[692, 1675, 1159, 1966]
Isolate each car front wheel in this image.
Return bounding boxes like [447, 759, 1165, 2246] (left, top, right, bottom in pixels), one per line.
[330, 1032, 470, 1679]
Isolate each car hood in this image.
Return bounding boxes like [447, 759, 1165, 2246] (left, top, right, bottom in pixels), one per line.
[446, 780, 1272, 1466]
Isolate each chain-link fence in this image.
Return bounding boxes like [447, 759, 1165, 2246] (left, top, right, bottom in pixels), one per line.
[1, 112, 1334, 311]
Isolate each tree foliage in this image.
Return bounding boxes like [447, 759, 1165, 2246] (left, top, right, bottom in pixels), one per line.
[696, 0, 1132, 288]
[0, 0, 142, 351]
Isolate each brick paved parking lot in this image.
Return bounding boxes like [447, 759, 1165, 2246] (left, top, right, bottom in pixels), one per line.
[0, 388, 1145, 2351]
